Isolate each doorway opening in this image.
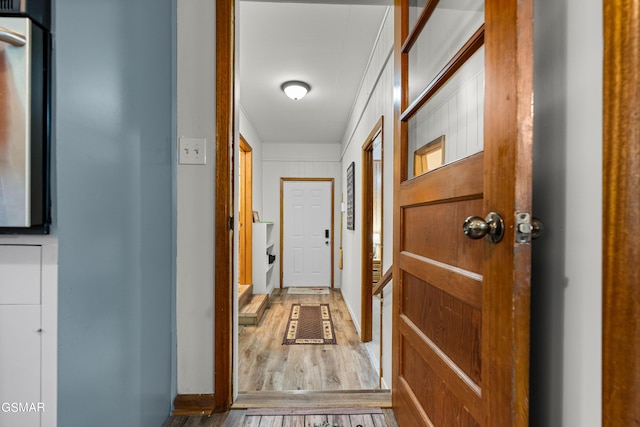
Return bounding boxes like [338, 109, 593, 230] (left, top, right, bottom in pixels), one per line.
[237, 177, 381, 394]
[230, 0, 393, 409]
[239, 135, 253, 287]
[361, 117, 384, 343]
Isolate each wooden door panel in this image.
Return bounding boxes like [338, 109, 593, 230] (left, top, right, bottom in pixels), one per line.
[402, 199, 483, 272]
[398, 334, 481, 426]
[398, 153, 483, 207]
[402, 272, 481, 383]
[398, 321, 483, 417]
[397, 254, 482, 309]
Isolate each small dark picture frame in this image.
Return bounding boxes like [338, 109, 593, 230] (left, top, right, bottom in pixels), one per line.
[346, 162, 355, 230]
[252, 211, 260, 223]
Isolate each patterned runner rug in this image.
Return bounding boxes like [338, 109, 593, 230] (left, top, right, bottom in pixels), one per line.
[282, 303, 337, 345]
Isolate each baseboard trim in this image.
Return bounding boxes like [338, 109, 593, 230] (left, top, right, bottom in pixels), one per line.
[172, 393, 215, 416]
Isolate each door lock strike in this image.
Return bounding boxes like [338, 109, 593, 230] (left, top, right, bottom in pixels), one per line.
[516, 212, 532, 243]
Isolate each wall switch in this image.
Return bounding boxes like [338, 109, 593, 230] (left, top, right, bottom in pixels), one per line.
[179, 137, 206, 165]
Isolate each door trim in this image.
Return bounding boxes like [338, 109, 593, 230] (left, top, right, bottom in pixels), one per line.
[214, 0, 234, 412]
[484, 4, 535, 426]
[361, 116, 384, 342]
[279, 178, 335, 289]
[603, 1, 640, 425]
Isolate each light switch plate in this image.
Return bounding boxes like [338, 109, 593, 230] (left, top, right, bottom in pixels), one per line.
[179, 137, 206, 165]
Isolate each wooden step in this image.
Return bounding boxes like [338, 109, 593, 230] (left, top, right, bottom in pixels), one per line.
[238, 284, 253, 309]
[239, 294, 270, 326]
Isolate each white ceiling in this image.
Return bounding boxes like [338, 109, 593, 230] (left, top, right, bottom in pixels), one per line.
[238, 1, 390, 144]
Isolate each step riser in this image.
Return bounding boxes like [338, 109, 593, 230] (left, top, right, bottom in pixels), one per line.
[239, 294, 270, 326]
[238, 284, 254, 308]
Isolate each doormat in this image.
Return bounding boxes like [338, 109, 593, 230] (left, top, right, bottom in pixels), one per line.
[283, 303, 337, 345]
[287, 287, 330, 295]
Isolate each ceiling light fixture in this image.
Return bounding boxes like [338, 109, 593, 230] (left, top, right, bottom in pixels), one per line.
[281, 80, 311, 100]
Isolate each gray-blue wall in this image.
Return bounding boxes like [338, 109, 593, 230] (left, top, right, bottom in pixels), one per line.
[54, 0, 175, 425]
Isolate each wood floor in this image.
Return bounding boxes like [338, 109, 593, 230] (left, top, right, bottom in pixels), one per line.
[238, 288, 380, 392]
[163, 289, 394, 426]
[162, 408, 399, 427]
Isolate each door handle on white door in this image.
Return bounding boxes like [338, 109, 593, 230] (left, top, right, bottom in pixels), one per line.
[462, 212, 505, 243]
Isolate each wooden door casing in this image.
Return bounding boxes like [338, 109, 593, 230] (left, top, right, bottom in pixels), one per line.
[603, 1, 640, 425]
[214, 0, 234, 411]
[392, 1, 534, 426]
[361, 117, 384, 342]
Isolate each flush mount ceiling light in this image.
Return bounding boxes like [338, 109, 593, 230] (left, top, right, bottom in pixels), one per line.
[281, 80, 311, 100]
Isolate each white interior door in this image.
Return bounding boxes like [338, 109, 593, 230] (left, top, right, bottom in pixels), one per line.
[282, 180, 332, 287]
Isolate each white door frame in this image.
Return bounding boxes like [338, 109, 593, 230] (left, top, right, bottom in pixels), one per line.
[279, 178, 334, 288]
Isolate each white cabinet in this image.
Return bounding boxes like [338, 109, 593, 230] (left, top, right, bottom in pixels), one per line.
[0, 239, 57, 427]
[252, 222, 275, 294]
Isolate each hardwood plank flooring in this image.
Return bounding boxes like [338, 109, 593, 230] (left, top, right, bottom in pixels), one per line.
[163, 289, 395, 426]
[163, 408, 400, 427]
[238, 289, 380, 392]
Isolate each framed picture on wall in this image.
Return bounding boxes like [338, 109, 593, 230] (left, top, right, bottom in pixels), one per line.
[347, 161, 355, 230]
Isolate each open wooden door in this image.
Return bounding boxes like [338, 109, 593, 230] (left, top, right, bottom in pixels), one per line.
[239, 135, 253, 285]
[392, 0, 533, 426]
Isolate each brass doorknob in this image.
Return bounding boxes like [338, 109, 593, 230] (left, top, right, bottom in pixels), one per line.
[462, 212, 504, 243]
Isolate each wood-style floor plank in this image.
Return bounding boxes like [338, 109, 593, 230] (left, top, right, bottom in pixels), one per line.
[222, 410, 247, 426]
[163, 289, 397, 426]
[327, 414, 352, 426]
[238, 289, 379, 392]
[162, 412, 235, 427]
[350, 414, 376, 427]
[372, 413, 388, 427]
[281, 415, 306, 427]
[305, 414, 328, 425]
[242, 415, 262, 427]
[164, 408, 399, 427]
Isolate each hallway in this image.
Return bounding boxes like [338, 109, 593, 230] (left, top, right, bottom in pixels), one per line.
[238, 288, 380, 392]
[163, 288, 394, 426]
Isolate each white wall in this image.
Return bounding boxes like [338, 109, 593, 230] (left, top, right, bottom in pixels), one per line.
[176, 0, 216, 394]
[529, 0, 602, 426]
[339, 7, 394, 389]
[261, 143, 343, 290]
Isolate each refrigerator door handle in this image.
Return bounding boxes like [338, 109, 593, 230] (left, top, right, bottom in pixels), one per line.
[0, 27, 26, 47]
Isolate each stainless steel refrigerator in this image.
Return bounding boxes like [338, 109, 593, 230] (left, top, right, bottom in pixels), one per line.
[0, 0, 51, 233]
